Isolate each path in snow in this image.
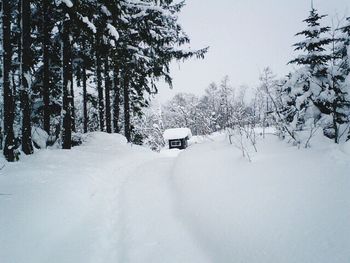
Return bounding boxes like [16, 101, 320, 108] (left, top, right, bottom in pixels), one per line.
[0, 133, 210, 263]
[118, 155, 210, 263]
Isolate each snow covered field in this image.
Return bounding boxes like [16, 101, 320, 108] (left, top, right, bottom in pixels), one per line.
[1, 132, 349, 263]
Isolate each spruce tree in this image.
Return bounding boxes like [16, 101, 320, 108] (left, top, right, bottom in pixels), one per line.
[289, 8, 331, 73]
[287, 7, 332, 132]
[329, 17, 350, 142]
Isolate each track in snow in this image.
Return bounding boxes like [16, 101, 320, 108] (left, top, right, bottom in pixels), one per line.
[117, 155, 210, 263]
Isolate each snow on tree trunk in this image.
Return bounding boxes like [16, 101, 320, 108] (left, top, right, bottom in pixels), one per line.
[62, 18, 72, 150]
[123, 71, 131, 142]
[113, 65, 120, 133]
[42, 0, 51, 135]
[96, 34, 105, 132]
[105, 55, 112, 134]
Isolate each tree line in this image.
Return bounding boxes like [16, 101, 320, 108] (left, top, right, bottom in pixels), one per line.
[145, 7, 350, 149]
[0, 0, 207, 161]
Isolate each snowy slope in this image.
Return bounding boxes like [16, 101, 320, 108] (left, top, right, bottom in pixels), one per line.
[1, 132, 349, 263]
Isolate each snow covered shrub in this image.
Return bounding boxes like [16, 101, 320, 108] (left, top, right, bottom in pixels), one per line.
[132, 103, 165, 151]
[227, 126, 257, 162]
[31, 127, 49, 149]
[71, 133, 84, 147]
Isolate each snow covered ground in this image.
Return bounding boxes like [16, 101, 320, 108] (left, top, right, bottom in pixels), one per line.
[173, 133, 350, 262]
[1, 132, 349, 263]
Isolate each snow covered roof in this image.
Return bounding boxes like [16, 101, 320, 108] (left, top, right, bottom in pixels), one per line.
[163, 128, 192, 140]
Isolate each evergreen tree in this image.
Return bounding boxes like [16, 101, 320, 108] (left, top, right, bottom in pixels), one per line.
[289, 8, 331, 73]
[319, 20, 350, 143]
[0, 0, 207, 159]
[334, 17, 350, 141]
[287, 7, 332, 133]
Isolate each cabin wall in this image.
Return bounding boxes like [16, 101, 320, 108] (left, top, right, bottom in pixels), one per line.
[168, 138, 188, 150]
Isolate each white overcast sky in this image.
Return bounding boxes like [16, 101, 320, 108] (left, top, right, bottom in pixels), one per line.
[156, 0, 350, 102]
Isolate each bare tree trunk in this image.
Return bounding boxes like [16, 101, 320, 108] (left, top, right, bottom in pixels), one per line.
[123, 72, 131, 142]
[111, 8, 120, 134]
[113, 65, 120, 133]
[20, 0, 34, 155]
[82, 62, 88, 133]
[70, 75, 76, 132]
[333, 108, 339, 144]
[42, 0, 50, 134]
[105, 55, 112, 133]
[62, 18, 72, 149]
[2, 0, 16, 161]
[96, 37, 104, 131]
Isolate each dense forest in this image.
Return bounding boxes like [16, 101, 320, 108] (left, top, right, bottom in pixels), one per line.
[0, 0, 207, 161]
[1, 1, 350, 161]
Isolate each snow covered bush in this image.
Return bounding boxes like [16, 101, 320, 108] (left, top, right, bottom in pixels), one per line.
[132, 102, 165, 151]
[31, 127, 49, 149]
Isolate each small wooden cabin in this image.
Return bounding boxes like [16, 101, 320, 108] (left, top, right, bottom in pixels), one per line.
[163, 128, 192, 150]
